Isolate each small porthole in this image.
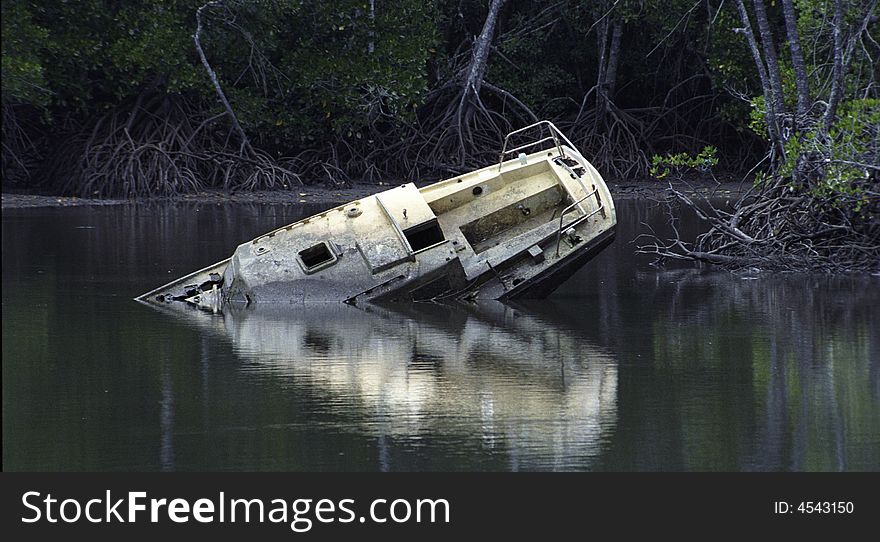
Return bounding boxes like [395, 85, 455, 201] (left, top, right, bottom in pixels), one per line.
[472, 186, 483, 196]
[297, 242, 338, 274]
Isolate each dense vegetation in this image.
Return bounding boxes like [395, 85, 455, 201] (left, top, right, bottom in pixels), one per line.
[2, 0, 878, 270]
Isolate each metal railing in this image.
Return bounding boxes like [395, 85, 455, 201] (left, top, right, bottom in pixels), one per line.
[499, 120, 592, 216]
[554, 189, 605, 257]
[498, 120, 580, 171]
[498, 121, 607, 257]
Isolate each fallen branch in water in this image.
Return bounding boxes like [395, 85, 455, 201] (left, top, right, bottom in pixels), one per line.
[637, 174, 880, 273]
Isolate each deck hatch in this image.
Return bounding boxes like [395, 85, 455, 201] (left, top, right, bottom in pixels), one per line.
[297, 242, 338, 274]
[403, 219, 445, 252]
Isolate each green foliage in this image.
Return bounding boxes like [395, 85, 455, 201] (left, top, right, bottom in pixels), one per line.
[747, 96, 769, 138]
[107, 2, 204, 94]
[780, 98, 879, 212]
[10, 0, 210, 113]
[487, 8, 576, 118]
[1, 0, 877, 198]
[256, 0, 438, 144]
[1, 1, 50, 106]
[1, 1, 436, 138]
[781, 99, 879, 182]
[707, 6, 756, 92]
[650, 146, 719, 179]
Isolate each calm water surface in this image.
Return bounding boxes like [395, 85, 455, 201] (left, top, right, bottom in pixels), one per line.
[3, 198, 878, 471]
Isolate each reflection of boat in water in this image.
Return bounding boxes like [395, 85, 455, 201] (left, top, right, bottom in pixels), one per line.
[136, 122, 615, 308]
[171, 301, 618, 469]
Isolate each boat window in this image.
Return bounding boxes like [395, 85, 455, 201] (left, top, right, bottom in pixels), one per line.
[403, 219, 445, 252]
[297, 242, 337, 273]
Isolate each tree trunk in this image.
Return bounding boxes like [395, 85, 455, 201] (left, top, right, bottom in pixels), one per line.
[733, 0, 781, 149]
[780, 0, 810, 119]
[463, 0, 506, 101]
[605, 20, 623, 99]
[194, 0, 254, 157]
[594, 18, 621, 120]
[595, 18, 608, 115]
[823, 0, 845, 131]
[751, 0, 785, 138]
[368, 0, 375, 54]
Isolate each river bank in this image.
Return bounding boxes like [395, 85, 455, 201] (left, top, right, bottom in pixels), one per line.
[1, 179, 747, 209]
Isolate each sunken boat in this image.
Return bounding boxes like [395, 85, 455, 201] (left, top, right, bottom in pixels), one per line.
[136, 121, 616, 309]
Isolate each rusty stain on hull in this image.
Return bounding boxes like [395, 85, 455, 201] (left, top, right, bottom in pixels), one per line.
[136, 121, 617, 309]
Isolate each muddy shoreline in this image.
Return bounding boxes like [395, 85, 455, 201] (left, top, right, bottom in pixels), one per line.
[2, 179, 748, 209]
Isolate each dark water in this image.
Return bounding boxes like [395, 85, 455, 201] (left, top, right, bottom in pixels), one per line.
[3, 198, 879, 471]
